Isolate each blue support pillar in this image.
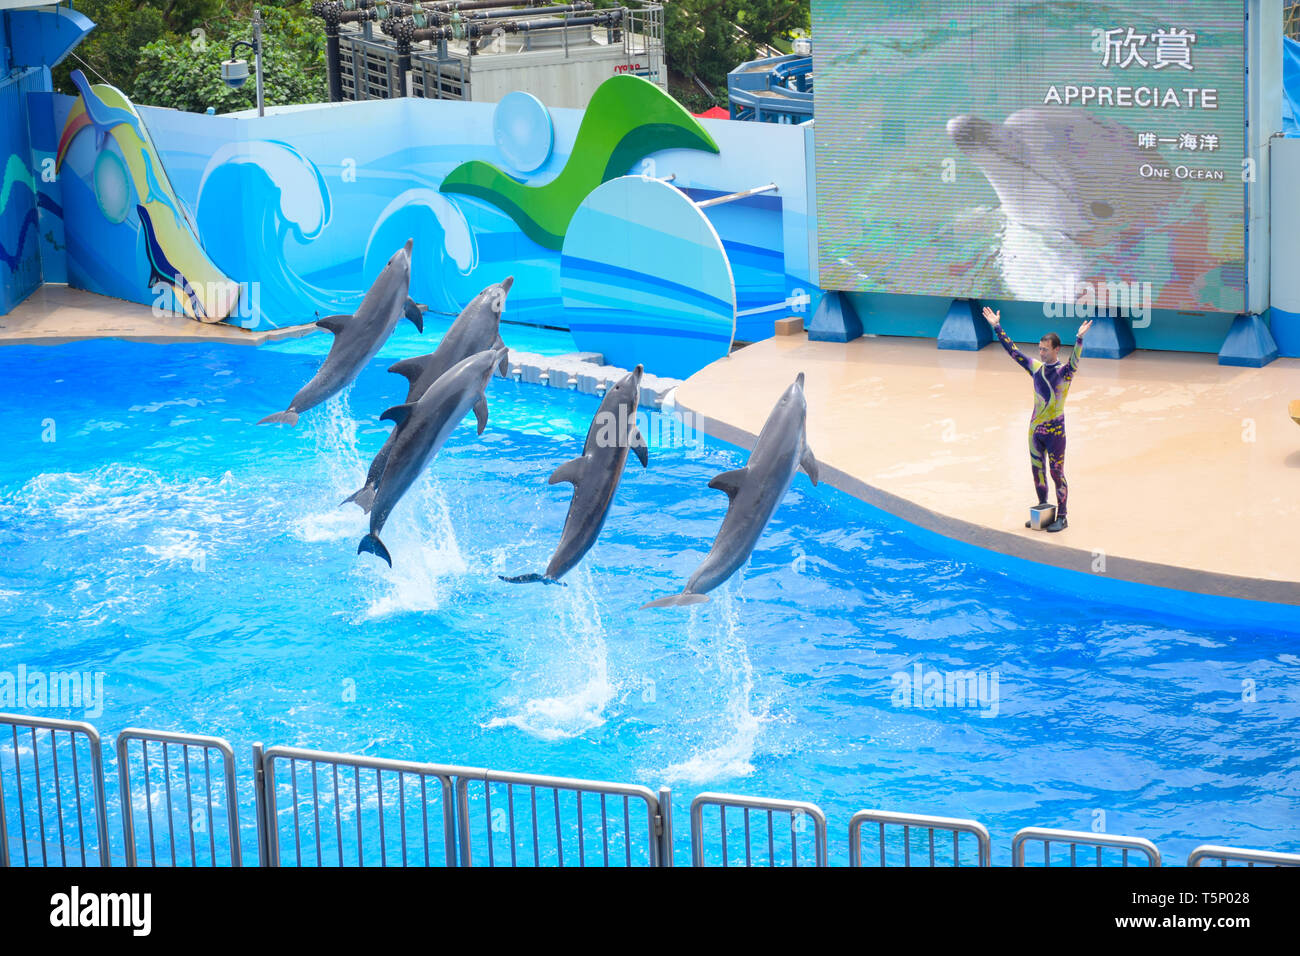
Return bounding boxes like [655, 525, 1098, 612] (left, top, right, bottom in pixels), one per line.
[806, 290, 863, 343]
[936, 298, 991, 350]
[1080, 311, 1137, 359]
[1218, 313, 1278, 367]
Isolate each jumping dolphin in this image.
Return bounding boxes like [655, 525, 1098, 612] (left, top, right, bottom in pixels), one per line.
[259, 239, 422, 426]
[501, 364, 648, 585]
[358, 347, 509, 567]
[342, 277, 514, 513]
[641, 373, 817, 609]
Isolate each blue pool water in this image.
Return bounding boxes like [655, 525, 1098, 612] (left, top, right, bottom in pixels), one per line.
[1, 327, 1298, 866]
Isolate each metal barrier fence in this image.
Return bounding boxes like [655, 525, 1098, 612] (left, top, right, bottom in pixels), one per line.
[1188, 845, 1300, 867]
[1012, 827, 1162, 867]
[0, 714, 111, 867]
[260, 746, 460, 867]
[455, 769, 670, 867]
[117, 729, 241, 867]
[849, 809, 991, 867]
[5, 712, 1300, 867]
[690, 792, 828, 867]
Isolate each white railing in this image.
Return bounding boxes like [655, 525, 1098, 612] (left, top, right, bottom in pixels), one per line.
[849, 809, 991, 867]
[4, 712, 1298, 868]
[1012, 827, 1161, 867]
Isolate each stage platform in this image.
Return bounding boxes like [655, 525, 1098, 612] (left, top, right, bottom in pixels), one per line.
[0, 285, 319, 347]
[673, 332, 1300, 606]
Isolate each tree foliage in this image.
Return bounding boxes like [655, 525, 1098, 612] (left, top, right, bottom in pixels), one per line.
[54, 1, 327, 113]
[663, 0, 811, 102]
[132, 4, 327, 113]
[53, 0, 222, 96]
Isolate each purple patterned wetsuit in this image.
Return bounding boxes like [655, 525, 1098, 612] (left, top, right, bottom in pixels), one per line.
[993, 324, 1082, 517]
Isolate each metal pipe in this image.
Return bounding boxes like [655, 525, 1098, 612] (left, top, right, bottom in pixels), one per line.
[253, 743, 269, 866]
[396, 38, 412, 96]
[407, 9, 620, 42]
[253, 9, 265, 117]
[324, 19, 343, 101]
[382, 3, 595, 39]
[695, 183, 779, 208]
[383, 0, 556, 15]
[657, 786, 673, 867]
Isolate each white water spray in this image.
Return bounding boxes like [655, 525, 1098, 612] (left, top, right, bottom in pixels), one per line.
[484, 567, 615, 740]
[662, 587, 767, 784]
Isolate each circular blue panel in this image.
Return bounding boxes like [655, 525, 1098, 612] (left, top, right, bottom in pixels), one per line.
[493, 91, 554, 174]
[561, 176, 736, 380]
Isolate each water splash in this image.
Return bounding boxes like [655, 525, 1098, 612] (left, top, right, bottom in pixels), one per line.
[483, 567, 615, 740]
[661, 587, 768, 784]
[293, 392, 367, 544]
[360, 477, 467, 619]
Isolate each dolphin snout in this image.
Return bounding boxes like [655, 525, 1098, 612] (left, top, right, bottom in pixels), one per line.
[500, 276, 514, 293]
[946, 114, 994, 150]
[403, 238, 414, 254]
[633, 363, 643, 383]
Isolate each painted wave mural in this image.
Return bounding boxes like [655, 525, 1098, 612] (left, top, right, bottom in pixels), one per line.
[31, 76, 813, 349]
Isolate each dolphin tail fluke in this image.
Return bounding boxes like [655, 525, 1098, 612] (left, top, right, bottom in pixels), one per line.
[341, 484, 376, 513]
[640, 592, 709, 610]
[498, 572, 563, 585]
[358, 533, 392, 567]
[259, 410, 299, 426]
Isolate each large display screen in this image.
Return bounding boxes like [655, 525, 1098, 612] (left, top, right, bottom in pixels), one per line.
[813, 1, 1247, 314]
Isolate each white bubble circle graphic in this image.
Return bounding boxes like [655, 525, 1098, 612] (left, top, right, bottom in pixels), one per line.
[493, 91, 554, 174]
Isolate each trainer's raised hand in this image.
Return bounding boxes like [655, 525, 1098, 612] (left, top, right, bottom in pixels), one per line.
[1078, 319, 1093, 338]
[982, 306, 1001, 327]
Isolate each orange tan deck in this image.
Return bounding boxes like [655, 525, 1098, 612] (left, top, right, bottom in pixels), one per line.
[673, 333, 1300, 605]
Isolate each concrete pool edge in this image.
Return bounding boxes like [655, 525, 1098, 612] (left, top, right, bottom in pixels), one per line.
[671, 399, 1300, 617]
[0, 285, 321, 348]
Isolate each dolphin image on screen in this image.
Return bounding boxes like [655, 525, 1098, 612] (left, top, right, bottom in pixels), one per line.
[946, 108, 1184, 302]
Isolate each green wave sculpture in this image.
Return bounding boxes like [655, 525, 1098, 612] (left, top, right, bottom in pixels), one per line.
[440, 75, 720, 250]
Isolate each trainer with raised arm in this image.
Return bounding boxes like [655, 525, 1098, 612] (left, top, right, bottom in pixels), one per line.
[983, 306, 1091, 533]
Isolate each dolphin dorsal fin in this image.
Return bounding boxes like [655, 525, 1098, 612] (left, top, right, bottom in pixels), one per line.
[628, 425, 648, 468]
[549, 456, 587, 486]
[380, 402, 416, 426]
[494, 336, 510, 376]
[404, 297, 424, 333]
[708, 467, 749, 500]
[317, 313, 351, 335]
[473, 397, 489, 435]
[800, 444, 820, 486]
[388, 354, 437, 384]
